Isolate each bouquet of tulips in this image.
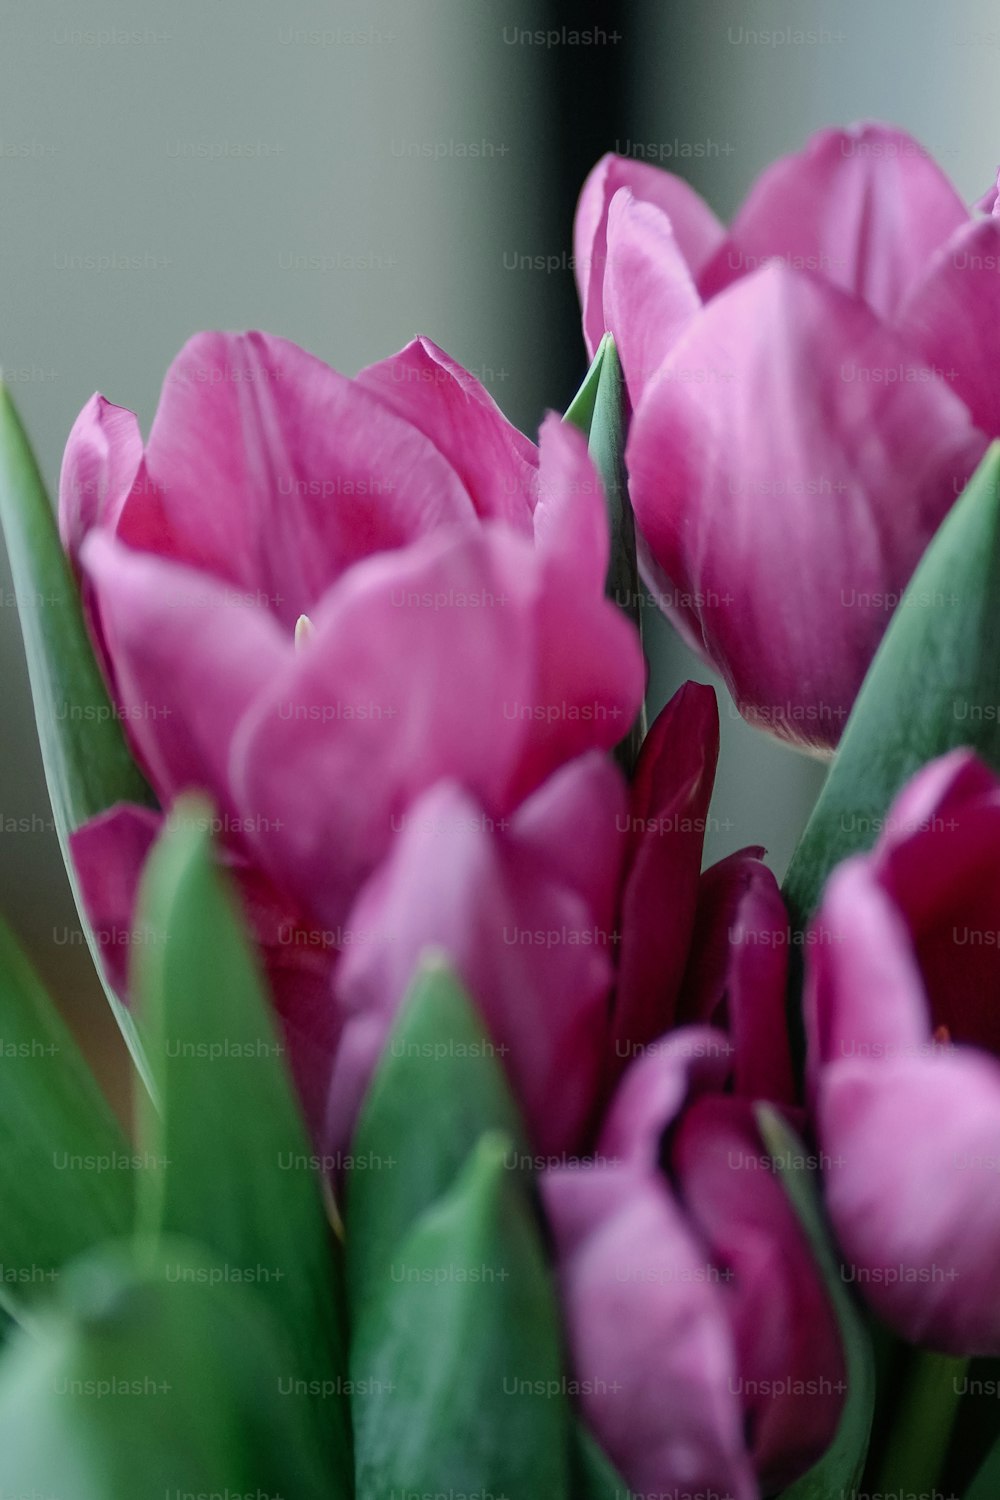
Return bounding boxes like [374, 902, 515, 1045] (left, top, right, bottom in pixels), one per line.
[2, 120, 1000, 1499]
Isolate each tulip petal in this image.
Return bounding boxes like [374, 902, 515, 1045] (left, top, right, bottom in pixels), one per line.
[356, 335, 538, 532]
[818, 1051, 1000, 1354]
[672, 1097, 846, 1488]
[628, 265, 986, 750]
[600, 1027, 735, 1171]
[701, 124, 969, 320]
[867, 752, 1000, 1057]
[603, 188, 702, 398]
[532, 414, 608, 594]
[613, 683, 720, 1063]
[234, 526, 642, 927]
[575, 153, 724, 361]
[804, 859, 928, 1100]
[896, 219, 1000, 437]
[330, 780, 618, 1158]
[117, 331, 477, 628]
[69, 803, 161, 996]
[58, 396, 144, 570]
[682, 850, 795, 1106]
[507, 751, 627, 934]
[81, 534, 288, 818]
[543, 1165, 756, 1500]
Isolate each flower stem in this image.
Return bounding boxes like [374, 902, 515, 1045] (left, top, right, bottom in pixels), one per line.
[874, 1349, 968, 1494]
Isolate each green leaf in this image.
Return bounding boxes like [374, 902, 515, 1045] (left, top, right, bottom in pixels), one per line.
[784, 443, 1000, 929]
[346, 957, 528, 1318]
[130, 795, 351, 1472]
[0, 913, 132, 1314]
[0, 1239, 339, 1500]
[966, 1425, 1000, 1500]
[756, 1106, 876, 1499]
[565, 334, 646, 772]
[564, 332, 608, 436]
[352, 1131, 571, 1499]
[0, 382, 156, 1086]
[0, 384, 154, 837]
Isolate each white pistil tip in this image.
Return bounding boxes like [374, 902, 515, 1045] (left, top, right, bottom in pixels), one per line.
[294, 614, 315, 651]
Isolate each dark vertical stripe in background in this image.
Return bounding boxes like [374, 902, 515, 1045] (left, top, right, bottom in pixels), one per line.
[538, 0, 639, 412]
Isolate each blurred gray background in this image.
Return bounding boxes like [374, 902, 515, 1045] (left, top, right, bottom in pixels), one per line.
[1, 0, 997, 1096]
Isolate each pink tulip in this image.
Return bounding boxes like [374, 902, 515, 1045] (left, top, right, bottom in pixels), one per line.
[330, 754, 628, 1159]
[545, 1023, 844, 1495]
[577, 124, 992, 750]
[805, 750, 1000, 1353]
[544, 824, 842, 1494]
[58, 330, 645, 1142]
[329, 682, 723, 1158]
[59, 329, 643, 924]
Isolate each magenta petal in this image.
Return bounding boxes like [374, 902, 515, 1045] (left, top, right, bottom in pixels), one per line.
[228, 863, 341, 1144]
[69, 804, 162, 996]
[701, 123, 969, 319]
[234, 524, 643, 928]
[545, 1167, 757, 1500]
[613, 683, 720, 1065]
[532, 414, 609, 594]
[682, 850, 795, 1106]
[232, 529, 535, 927]
[628, 265, 986, 750]
[804, 860, 928, 1099]
[575, 153, 724, 360]
[600, 1027, 735, 1170]
[331, 779, 618, 1158]
[356, 335, 538, 532]
[58, 395, 144, 570]
[509, 751, 628, 935]
[124, 330, 477, 626]
[672, 1098, 845, 1487]
[867, 753, 1000, 1057]
[71, 804, 339, 1146]
[81, 534, 287, 817]
[603, 188, 702, 400]
[896, 218, 1000, 436]
[819, 1051, 1000, 1354]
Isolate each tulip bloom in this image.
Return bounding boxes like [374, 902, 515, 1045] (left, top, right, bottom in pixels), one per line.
[58, 329, 644, 1136]
[576, 124, 992, 750]
[329, 681, 722, 1158]
[805, 750, 1000, 1354]
[545, 875, 843, 1497]
[60, 330, 643, 926]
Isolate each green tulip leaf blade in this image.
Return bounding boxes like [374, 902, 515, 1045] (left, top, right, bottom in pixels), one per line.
[0, 382, 155, 1085]
[130, 795, 351, 1472]
[352, 1131, 571, 1499]
[0, 912, 132, 1312]
[345, 956, 528, 1318]
[0, 1239, 339, 1500]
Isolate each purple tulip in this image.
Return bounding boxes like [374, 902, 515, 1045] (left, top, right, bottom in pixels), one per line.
[327, 681, 723, 1158]
[545, 1018, 843, 1495]
[58, 329, 645, 1136]
[805, 750, 1000, 1353]
[576, 123, 992, 751]
[544, 829, 843, 1494]
[59, 329, 643, 917]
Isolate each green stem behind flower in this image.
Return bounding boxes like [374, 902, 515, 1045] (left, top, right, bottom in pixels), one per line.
[874, 1349, 968, 1496]
[565, 335, 647, 777]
